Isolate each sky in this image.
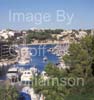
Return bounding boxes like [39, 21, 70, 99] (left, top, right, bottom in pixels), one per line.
[0, 0, 94, 30]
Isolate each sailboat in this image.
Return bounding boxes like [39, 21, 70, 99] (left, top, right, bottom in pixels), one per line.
[18, 33, 32, 65]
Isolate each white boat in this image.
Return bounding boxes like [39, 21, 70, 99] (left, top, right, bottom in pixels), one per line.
[47, 48, 52, 52]
[21, 67, 39, 85]
[21, 87, 39, 100]
[21, 70, 33, 85]
[18, 59, 30, 65]
[43, 56, 48, 61]
[6, 67, 20, 82]
[21, 86, 31, 94]
[18, 47, 31, 65]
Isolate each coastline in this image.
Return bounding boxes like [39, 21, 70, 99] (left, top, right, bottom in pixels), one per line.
[20, 41, 68, 46]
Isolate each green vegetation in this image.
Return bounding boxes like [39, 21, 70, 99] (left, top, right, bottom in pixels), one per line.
[65, 78, 94, 100]
[33, 35, 94, 100]
[26, 29, 64, 43]
[33, 63, 68, 100]
[26, 31, 52, 43]
[0, 86, 19, 100]
[63, 35, 94, 78]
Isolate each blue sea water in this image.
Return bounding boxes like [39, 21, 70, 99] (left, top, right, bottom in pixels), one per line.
[18, 44, 59, 72]
[0, 44, 59, 80]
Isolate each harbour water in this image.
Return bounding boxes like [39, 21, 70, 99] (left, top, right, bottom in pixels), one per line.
[18, 44, 59, 72]
[0, 44, 59, 80]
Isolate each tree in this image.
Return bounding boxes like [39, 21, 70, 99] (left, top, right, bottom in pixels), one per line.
[32, 63, 68, 100]
[26, 31, 52, 43]
[33, 35, 94, 100]
[0, 86, 19, 100]
[63, 35, 94, 99]
[63, 35, 94, 78]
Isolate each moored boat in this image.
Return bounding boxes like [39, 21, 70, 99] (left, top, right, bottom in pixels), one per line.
[18, 47, 31, 65]
[6, 66, 21, 82]
[43, 56, 48, 61]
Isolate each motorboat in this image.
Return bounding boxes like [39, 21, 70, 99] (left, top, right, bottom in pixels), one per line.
[47, 48, 52, 52]
[21, 70, 33, 85]
[19, 87, 31, 100]
[21, 66, 39, 86]
[6, 67, 20, 82]
[43, 56, 48, 61]
[18, 47, 31, 65]
[18, 59, 30, 65]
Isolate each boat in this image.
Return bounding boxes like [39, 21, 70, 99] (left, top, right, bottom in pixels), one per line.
[21, 70, 33, 85]
[18, 47, 31, 65]
[21, 66, 39, 85]
[43, 56, 48, 61]
[18, 92, 31, 100]
[21, 87, 39, 100]
[18, 59, 30, 65]
[47, 48, 52, 52]
[52, 51, 57, 55]
[56, 53, 61, 57]
[6, 67, 20, 82]
[19, 87, 31, 100]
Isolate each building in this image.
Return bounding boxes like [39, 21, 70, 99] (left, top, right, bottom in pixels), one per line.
[0, 41, 10, 60]
[0, 41, 17, 60]
[91, 29, 94, 35]
[0, 29, 15, 40]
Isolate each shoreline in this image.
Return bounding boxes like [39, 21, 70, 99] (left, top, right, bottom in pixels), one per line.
[19, 42, 68, 46]
[27, 43, 58, 45]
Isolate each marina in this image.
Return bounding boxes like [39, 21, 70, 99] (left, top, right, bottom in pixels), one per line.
[0, 44, 69, 79]
[18, 44, 59, 71]
[0, 0, 93, 99]
[0, 43, 69, 100]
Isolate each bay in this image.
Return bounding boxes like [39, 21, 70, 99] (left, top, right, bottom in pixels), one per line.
[18, 44, 59, 72]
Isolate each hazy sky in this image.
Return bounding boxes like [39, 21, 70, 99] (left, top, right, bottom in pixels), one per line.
[0, 0, 94, 29]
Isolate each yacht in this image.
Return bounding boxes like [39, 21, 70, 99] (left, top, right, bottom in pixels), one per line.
[18, 47, 32, 65]
[21, 70, 33, 85]
[47, 48, 52, 52]
[43, 56, 48, 61]
[6, 67, 20, 82]
[21, 67, 38, 85]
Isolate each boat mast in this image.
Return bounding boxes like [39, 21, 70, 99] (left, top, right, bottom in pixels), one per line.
[23, 31, 27, 46]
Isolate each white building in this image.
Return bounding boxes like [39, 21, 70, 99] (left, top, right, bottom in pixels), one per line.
[75, 30, 87, 39]
[0, 29, 15, 39]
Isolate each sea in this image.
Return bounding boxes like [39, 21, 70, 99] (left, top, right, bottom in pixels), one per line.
[0, 44, 59, 80]
[18, 44, 59, 72]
